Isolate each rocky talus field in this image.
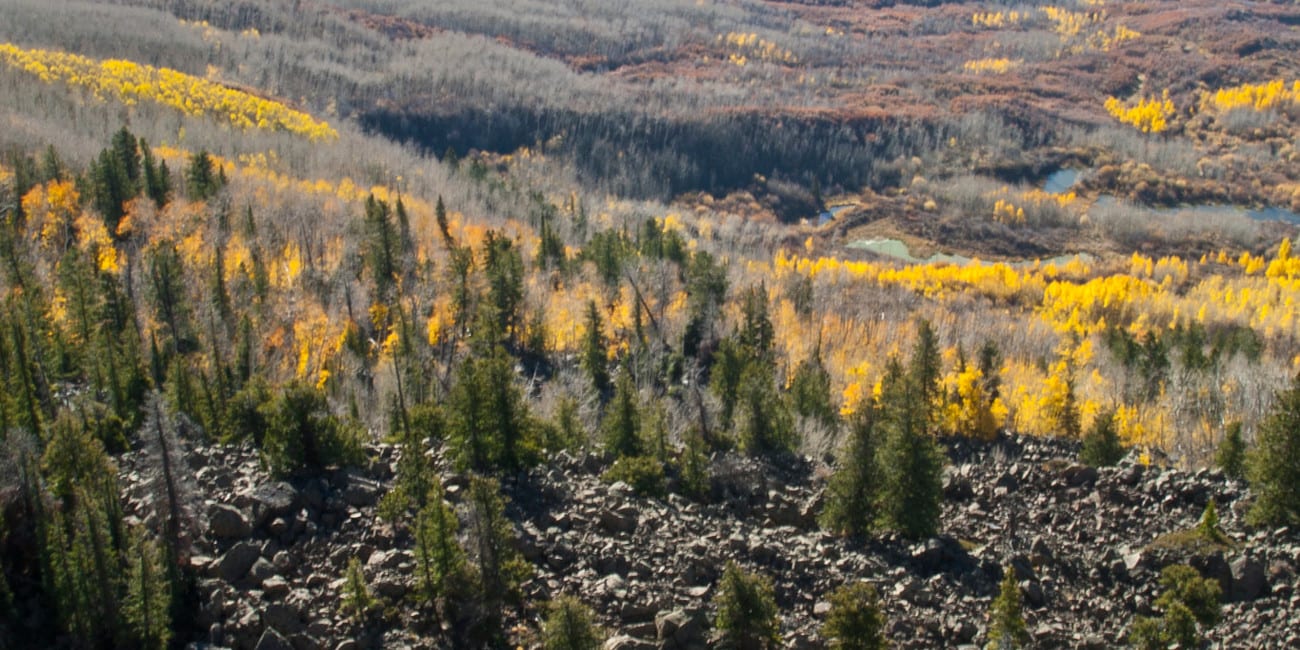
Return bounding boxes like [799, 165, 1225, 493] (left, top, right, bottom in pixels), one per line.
[112, 435, 1299, 650]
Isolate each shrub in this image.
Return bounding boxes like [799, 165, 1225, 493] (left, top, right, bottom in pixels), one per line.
[542, 595, 604, 650]
[713, 562, 781, 649]
[260, 381, 363, 477]
[601, 456, 666, 497]
[822, 582, 887, 650]
[1129, 564, 1221, 649]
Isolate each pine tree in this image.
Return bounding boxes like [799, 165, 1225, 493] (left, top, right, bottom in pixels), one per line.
[822, 582, 887, 650]
[602, 368, 641, 458]
[448, 346, 537, 473]
[713, 561, 780, 649]
[908, 319, 943, 426]
[341, 557, 373, 622]
[735, 363, 795, 457]
[1216, 421, 1246, 480]
[465, 476, 532, 643]
[185, 151, 220, 200]
[363, 194, 399, 301]
[90, 148, 131, 235]
[542, 596, 605, 650]
[123, 529, 172, 650]
[1080, 407, 1124, 467]
[110, 127, 142, 193]
[1247, 373, 1300, 526]
[820, 396, 881, 538]
[414, 480, 469, 614]
[986, 566, 1028, 650]
[582, 301, 611, 396]
[789, 345, 836, 426]
[876, 358, 943, 539]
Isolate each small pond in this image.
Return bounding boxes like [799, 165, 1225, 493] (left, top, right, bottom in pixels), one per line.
[846, 238, 1090, 268]
[1041, 168, 1300, 225]
[818, 204, 853, 225]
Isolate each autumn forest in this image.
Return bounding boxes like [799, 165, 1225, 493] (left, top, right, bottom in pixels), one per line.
[3, 0, 1300, 648]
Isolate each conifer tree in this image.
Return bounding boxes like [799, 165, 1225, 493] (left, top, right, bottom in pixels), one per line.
[542, 596, 604, 650]
[414, 480, 469, 615]
[1080, 407, 1124, 467]
[1247, 373, 1300, 526]
[822, 582, 887, 650]
[876, 358, 943, 539]
[185, 150, 220, 200]
[987, 566, 1028, 650]
[713, 561, 780, 649]
[1216, 421, 1246, 481]
[735, 363, 795, 457]
[602, 367, 642, 458]
[582, 300, 611, 396]
[465, 476, 531, 643]
[123, 529, 172, 650]
[821, 396, 880, 538]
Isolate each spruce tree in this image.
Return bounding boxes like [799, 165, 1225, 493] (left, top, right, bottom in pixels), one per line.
[465, 476, 532, 643]
[123, 529, 172, 650]
[1216, 421, 1246, 481]
[713, 561, 781, 649]
[581, 300, 611, 396]
[414, 480, 469, 615]
[821, 396, 881, 538]
[602, 368, 642, 458]
[542, 596, 604, 650]
[1247, 373, 1300, 526]
[1080, 407, 1124, 467]
[987, 566, 1028, 650]
[877, 358, 943, 539]
[822, 582, 887, 650]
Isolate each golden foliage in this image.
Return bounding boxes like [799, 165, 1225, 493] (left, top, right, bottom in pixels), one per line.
[1105, 91, 1176, 134]
[963, 58, 1021, 75]
[719, 32, 797, 66]
[0, 42, 337, 140]
[1199, 79, 1300, 113]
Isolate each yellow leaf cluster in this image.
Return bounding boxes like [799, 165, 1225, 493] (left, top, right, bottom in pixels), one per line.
[1105, 91, 1175, 134]
[1041, 6, 1104, 38]
[971, 11, 1023, 28]
[1199, 79, 1300, 113]
[719, 32, 797, 65]
[963, 58, 1021, 75]
[0, 42, 337, 140]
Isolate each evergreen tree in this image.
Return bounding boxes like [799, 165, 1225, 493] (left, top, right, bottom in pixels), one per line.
[987, 567, 1028, 650]
[602, 368, 642, 458]
[713, 561, 780, 649]
[1080, 408, 1124, 467]
[40, 144, 64, 183]
[908, 319, 943, 425]
[341, 557, 374, 622]
[822, 582, 887, 650]
[789, 345, 836, 426]
[363, 194, 400, 301]
[141, 141, 170, 207]
[1216, 421, 1246, 481]
[465, 476, 532, 643]
[821, 396, 881, 538]
[145, 239, 192, 354]
[448, 346, 537, 473]
[110, 126, 142, 192]
[542, 596, 605, 650]
[737, 284, 774, 361]
[414, 480, 469, 615]
[734, 363, 795, 457]
[1247, 373, 1300, 526]
[123, 529, 172, 650]
[581, 301, 611, 396]
[1130, 565, 1221, 649]
[90, 147, 132, 235]
[260, 382, 361, 476]
[185, 151, 221, 200]
[482, 231, 524, 343]
[876, 358, 944, 539]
